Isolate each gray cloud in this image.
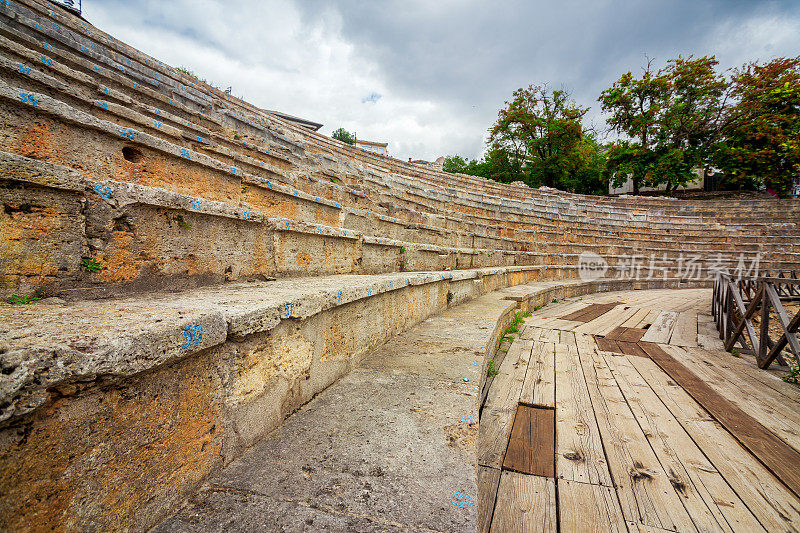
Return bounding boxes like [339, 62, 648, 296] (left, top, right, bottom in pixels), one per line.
[84, 1, 800, 160]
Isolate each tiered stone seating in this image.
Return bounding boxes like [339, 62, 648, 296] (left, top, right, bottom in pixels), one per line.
[0, 1, 798, 530]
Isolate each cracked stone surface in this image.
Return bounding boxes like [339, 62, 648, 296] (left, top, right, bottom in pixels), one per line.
[154, 292, 515, 532]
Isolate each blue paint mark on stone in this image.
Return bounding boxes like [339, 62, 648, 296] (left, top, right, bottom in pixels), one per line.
[119, 128, 135, 140]
[19, 93, 38, 107]
[17, 64, 31, 75]
[180, 148, 191, 159]
[189, 199, 201, 210]
[181, 324, 203, 348]
[452, 492, 473, 508]
[284, 302, 293, 318]
[93, 185, 112, 200]
[97, 100, 108, 110]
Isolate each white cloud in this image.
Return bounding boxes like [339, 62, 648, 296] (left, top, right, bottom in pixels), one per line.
[82, 1, 800, 161]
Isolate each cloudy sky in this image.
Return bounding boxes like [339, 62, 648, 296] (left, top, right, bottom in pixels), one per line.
[83, 1, 800, 161]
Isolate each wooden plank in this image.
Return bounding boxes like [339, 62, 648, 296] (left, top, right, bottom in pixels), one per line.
[618, 328, 647, 343]
[621, 307, 650, 328]
[607, 327, 647, 343]
[540, 318, 582, 331]
[558, 480, 627, 533]
[503, 406, 532, 474]
[489, 472, 556, 533]
[560, 303, 596, 322]
[536, 299, 591, 319]
[669, 312, 698, 347]
[483, 340, 534, 412]
[578, 336, 697, 531]
[479, 340, 534, 468]
[478, 466, 501, 533]
[521, 325, 545, 341]
[479, 409, 517, 469]
[605, 327, 627, 341]
[606, 351, 764, 532]
[699, 346, 800, 404]
[503, 405, 555, 477]
[635, 309, 661, 329]
[640, 311, 678, 343]
[664, 345, 800, 452]
[580, 302, 624, 322]
[520, 342, 555, 408]
[697, 317, 722, 350]
[583, 306, 641, 337]
[616, 341, 648, 358]
[629, 355, 800, 531]
[561, 303, 621, 322]
[594, 336, 621, 354]
[555, 342, 613, 486]
[639, 341, 800, 500]
[537, 329, 561, 343]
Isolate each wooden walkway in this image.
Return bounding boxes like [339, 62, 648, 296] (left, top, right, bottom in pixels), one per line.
[479, 288, 800, 532]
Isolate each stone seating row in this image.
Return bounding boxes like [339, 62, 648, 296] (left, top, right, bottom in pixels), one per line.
[3, 1, 796, 233]
[3, 53, 792, 266]
[3, 0, 796, 304]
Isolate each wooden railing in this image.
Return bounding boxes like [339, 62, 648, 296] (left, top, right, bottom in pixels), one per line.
[713, 271, 800, 369]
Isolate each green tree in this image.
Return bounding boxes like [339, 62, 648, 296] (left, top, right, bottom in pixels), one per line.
[600, 56, 730, 194]
[599, 59, 670, 193]
[489, 85, 593, 189]
[443, 155, 470, 173]
[657, 56, 729, 193]
[332, 127, 356, 145]
[442, 149, 528, 185]
[563, 134, 608, 195]
[714, 57, 800, 197]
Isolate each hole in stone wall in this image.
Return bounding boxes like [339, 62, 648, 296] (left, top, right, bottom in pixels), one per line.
[113, 215, 134, 234]
[122, 146, 143, 163]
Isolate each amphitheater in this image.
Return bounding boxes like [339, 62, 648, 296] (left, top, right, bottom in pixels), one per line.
[1, 1, 800, 531]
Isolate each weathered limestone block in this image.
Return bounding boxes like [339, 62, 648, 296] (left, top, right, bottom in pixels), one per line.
[0, 268, 534, 531]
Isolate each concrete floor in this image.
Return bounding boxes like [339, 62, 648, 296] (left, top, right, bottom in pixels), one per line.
[155, 292, 516, 532]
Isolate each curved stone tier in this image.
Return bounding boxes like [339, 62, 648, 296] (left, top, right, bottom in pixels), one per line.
[0, 1, 798, 530]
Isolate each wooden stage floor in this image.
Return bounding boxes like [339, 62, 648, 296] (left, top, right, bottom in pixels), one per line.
[479, 288, 800, 532]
